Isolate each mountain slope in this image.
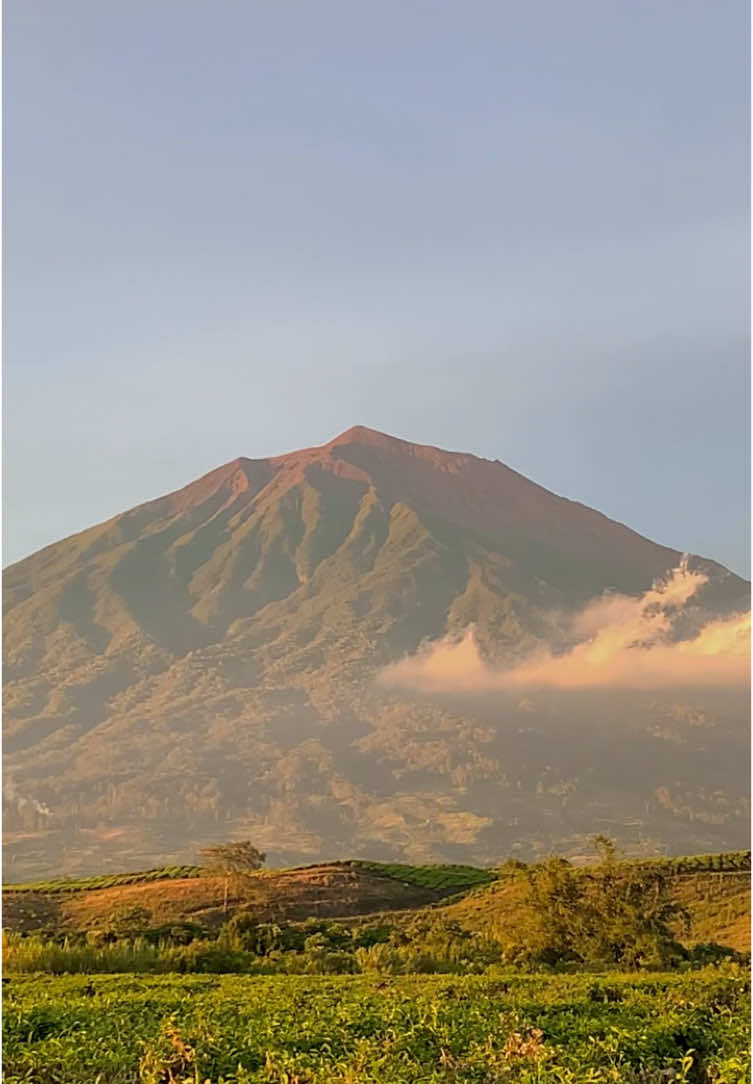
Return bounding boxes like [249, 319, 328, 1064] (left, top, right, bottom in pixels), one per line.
[3, 427, 749, 879]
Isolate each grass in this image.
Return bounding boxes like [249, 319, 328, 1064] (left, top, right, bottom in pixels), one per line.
[2, 933, 168, 974]
[3, 968, 749, 1083]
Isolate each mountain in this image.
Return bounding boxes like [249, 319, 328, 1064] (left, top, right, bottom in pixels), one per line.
[3, 426, 749, 879]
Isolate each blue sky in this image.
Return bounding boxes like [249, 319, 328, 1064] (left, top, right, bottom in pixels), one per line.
[4, 1, 750, 575]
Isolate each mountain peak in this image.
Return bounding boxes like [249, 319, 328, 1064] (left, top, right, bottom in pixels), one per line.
[327, 425, 471, 466]
[329, 425, 410, 450]
[332, 424, 385, 441]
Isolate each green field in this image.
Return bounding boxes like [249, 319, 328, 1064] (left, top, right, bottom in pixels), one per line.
[353, 860, 497, 890]
[3, 864, 205, 895]
[4, 969, 749, 1083]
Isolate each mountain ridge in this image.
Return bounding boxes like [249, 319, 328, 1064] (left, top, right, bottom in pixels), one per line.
[6, 425, 740, 589]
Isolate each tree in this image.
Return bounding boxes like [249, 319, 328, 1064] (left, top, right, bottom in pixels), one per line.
[198, 841, 266, 913]
[499, 837, 687, 968]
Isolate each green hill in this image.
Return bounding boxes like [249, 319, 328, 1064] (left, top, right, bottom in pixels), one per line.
[4, 852, 749, 953]
[2, 860, 496, 935]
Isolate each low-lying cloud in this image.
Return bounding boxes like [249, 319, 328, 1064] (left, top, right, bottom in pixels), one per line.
[380, 564, 750, 693]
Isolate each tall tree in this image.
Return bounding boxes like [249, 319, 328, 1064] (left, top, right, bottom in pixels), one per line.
[198, 841, 266, 913]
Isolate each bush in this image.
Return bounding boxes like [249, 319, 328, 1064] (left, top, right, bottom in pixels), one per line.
[497, 838, 689, 969]
[686, 942, 747, 967]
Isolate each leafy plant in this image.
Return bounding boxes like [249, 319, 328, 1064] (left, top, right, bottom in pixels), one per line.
[3, 968, 749, 1082]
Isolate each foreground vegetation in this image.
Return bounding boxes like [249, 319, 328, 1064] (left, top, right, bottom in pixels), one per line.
[4, 846, 750, 974]
[4, 968, 749, 1083]
[4, 848, 750, 1081]
[2, 913, 507, 976]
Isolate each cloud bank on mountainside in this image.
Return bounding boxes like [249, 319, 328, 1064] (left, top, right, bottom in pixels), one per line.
[380, 564, 750, 693]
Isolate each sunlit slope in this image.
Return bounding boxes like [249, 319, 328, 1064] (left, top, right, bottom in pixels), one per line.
[2, 861, 490, 933]
[445, 854, 751, 953]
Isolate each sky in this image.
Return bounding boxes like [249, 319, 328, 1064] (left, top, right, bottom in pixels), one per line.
[4, 1, 750, 576]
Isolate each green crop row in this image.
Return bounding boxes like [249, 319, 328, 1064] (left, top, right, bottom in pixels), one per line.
[3, 968, 749, 1083]
[3, 864, 204, 895]
[354, 861, 496, 890]
[4, 851, 748, 898]
[639, 851, 751, 875]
